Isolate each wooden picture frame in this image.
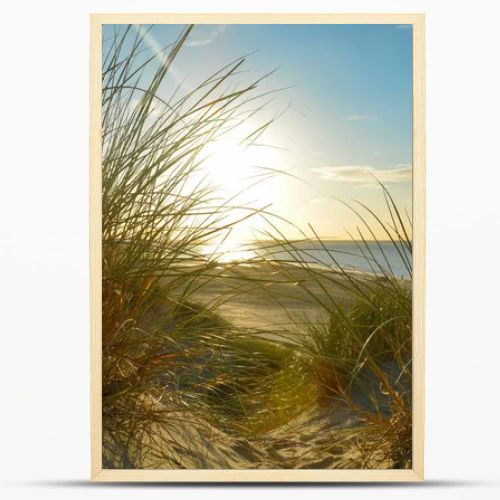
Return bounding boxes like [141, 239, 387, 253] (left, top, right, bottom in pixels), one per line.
[90, 13, 425, 482]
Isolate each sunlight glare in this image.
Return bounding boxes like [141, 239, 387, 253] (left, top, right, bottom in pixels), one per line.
[200, 123, 288, 261]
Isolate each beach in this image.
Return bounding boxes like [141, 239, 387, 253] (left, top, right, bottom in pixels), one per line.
[192, 260, 400, 331]
[192, 262, 344, 331]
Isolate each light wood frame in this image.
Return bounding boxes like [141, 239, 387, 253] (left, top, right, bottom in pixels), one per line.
[90, 13, 425, 482]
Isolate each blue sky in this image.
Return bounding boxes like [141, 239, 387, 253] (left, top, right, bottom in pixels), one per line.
[103, 23, 413, 239]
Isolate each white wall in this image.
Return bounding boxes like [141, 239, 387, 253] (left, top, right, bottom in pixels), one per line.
[1, 1, 499, 498]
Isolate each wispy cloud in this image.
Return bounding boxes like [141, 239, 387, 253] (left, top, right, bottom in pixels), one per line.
[344, 114, 377, 121]
[311, 164, 412, 183]
[133, 25, 185, 85]
[186, 25, 227, 47]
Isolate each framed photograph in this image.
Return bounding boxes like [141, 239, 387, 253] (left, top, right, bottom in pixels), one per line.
[90, 13, 425, 482]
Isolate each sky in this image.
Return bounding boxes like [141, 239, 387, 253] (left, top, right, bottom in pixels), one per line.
[104, 24, 413, 242]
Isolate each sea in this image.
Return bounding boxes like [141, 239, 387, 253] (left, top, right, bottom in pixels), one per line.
[249, 240, 412, 279]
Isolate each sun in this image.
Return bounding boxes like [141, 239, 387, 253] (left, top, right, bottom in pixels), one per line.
[202, 124, 281, 197]
[200, 123, 287, 260]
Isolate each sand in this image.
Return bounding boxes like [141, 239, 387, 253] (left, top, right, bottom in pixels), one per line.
[192, 261, 356, 331]
[133, 400, 366, 469]
[118, 261, 406, 469]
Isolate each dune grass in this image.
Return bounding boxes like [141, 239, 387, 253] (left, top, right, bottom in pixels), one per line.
[101, 24, 413, 470]
[253, 186, 413, 468]
[101, 24, 287, 468]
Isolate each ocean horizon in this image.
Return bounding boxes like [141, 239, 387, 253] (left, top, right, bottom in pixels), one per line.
[206, 239, 412, 279]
